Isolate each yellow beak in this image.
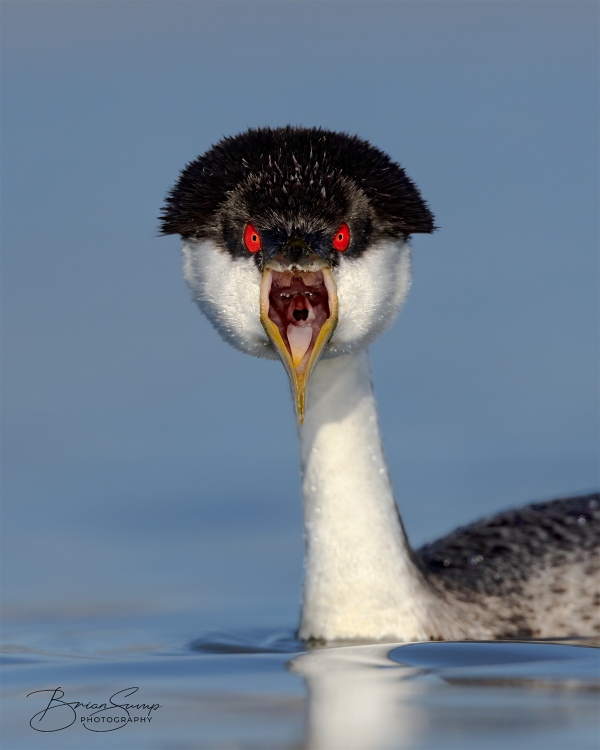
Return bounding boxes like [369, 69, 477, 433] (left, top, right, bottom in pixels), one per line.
[260, 268, 338, 423]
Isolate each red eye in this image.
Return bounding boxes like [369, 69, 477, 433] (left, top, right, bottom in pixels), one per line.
[333, 223, 350, 252]
[244, 224, 261, 253]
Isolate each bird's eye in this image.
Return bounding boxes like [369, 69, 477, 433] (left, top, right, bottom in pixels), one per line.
[244, 224, 262, 253]
[333, 223, 350, 252]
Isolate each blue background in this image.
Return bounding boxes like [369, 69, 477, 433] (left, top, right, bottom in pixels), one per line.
[2, 1, 598, 628]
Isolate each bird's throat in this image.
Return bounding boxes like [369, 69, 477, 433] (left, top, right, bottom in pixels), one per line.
[298, 350, 430, 643]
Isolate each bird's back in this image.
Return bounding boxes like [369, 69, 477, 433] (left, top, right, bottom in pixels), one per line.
[418, 493, 600, 638]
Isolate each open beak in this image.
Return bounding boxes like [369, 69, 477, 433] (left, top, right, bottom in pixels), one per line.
[260, 266, 338, 423]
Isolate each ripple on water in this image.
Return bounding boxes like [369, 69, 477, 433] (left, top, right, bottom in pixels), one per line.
[190, 628, 304, 654]
[1, 616, 599, 750]
[389, 639, 600, 690]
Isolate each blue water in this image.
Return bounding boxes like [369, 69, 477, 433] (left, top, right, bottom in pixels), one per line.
[2, 610, 598, 750]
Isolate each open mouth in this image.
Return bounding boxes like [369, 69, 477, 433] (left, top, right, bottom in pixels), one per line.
[266, 270, 331, 370]
[260, 268, 338, 422]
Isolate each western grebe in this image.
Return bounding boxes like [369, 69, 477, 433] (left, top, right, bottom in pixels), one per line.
[161, 126, 599, 642]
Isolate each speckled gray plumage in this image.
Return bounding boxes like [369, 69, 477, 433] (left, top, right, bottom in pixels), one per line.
[417, 493, 600, 638]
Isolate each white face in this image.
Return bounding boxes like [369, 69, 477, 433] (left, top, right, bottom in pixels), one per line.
[181, 238, 412, 361]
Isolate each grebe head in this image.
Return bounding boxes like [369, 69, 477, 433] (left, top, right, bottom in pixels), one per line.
[160, 126, 434, 420]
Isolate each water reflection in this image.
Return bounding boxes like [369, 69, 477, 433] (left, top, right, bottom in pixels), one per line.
[290, 643, 426, 750]
[287, 640, 599, 750]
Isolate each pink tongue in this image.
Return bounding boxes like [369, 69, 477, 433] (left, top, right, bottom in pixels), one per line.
[287, 325, 313, 368]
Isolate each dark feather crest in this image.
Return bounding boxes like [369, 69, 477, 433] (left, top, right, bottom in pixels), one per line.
[160, 126, 435, 239]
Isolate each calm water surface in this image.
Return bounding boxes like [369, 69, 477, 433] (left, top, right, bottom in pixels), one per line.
[2, 610, 598, 750]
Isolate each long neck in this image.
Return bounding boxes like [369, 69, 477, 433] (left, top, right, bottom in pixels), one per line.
[298, 349, 433, 642]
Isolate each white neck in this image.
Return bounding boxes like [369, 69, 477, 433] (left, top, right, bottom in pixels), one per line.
[298, 349, 434, 642]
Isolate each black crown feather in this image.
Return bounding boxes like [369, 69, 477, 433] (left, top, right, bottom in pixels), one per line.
[160, 126, 435, 240]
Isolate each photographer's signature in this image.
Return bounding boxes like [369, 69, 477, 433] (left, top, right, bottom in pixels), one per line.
[27, 686, 161, 732]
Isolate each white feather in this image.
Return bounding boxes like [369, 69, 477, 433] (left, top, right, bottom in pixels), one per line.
[298, 350, 435, 642]
[327, 239, 411, 357]
[182, 238, 412, 361]
[182, 240, 276, 359]
[182, 236, 450, 640]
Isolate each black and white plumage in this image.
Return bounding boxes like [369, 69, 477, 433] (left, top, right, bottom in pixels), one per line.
[161, 126, 600, 643]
